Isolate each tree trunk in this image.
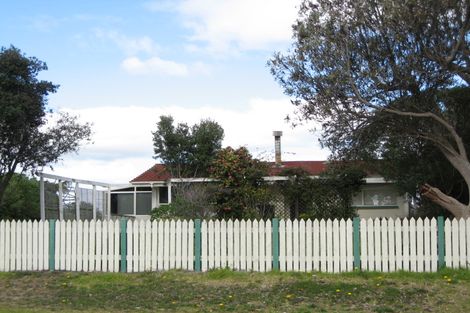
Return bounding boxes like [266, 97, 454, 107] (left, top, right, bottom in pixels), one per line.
[421, 183, 470, 218]
[422, 145, 470, 218]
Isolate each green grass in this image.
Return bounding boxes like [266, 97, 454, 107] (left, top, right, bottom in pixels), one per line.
[0, 269, 469, 312]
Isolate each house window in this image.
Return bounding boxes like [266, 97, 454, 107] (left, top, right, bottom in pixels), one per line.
[159, 187, 169, 204]
[352, 185, 398, 207]
[112, 194, 134, 215]
[136, 193, 152, 215]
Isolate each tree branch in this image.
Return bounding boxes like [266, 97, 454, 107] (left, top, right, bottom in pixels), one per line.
[381, 106, 467, 159]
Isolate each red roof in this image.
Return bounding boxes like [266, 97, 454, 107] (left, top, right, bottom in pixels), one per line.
[130, 164, 171, 183]
[130, 161, 327, 183]
[268, 161, 327, 176]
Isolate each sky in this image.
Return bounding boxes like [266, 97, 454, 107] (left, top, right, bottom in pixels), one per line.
[0, 0, 329, 184]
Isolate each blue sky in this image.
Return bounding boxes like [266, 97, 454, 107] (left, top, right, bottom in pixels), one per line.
[1, 0, 329, 183]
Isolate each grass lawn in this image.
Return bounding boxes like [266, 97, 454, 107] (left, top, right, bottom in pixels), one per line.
[0, 268, 469, 313]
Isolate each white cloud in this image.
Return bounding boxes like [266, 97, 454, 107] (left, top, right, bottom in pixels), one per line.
[94, 29, 158, 55]
[121, 56, 189, 76]
[50, 98, 329, 184]
[121, 56, 210, 76]
[173, 0, 302, 53]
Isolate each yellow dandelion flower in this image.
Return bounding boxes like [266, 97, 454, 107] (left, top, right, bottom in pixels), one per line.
[219, 303, 224, 307]
[228, 295, 233, 298]
[336, 289, 341, 292]
[347, 292, 352, 296]
[444, 275, 448, 279]
[376, 283, 381, 287]
[447, 278, 452, 283]
[172, 301, 177, 304]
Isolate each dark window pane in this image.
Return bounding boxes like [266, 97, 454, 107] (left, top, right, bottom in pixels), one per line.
[136, 193, 152, 215]
[159, 187, 168, 204]
[111, 194, 118, 214]
[136, 186, 152, 192]
[112, 187, 134, 192]
[116, 194, 134, 215]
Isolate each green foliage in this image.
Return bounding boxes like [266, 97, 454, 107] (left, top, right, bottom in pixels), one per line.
[151, 184, 218, 220]
[152, 115, 224, 178]
[150, 205, 175, 220]
[269, 0, 470, 216]
[365, 88, 470, 217]
[279, 165, 366, 219]
[0, 174, 39, 220]
[0, 46, 92, 211]
[210, 147, 271, 219]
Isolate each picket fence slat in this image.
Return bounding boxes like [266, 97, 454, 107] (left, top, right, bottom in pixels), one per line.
[265, 219, 272, 272]
[5, 221, 11, 271]
[467, 219, 470, 267]
[15, 221, 21, 271]
[83, 220, 89, 272]
[423, 218, 430, 272]
[459, 219, 466, 268]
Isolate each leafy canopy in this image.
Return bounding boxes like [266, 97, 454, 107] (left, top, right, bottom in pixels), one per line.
[0, 46, 92, 209]
[210, 146, 270, 219]
[152, 115, 224, 178]
[0, 174, 39, 220]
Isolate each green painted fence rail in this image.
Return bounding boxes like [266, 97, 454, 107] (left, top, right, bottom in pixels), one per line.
[48, 219, 55, 271]
[194, 219, 202, 272]
[437, 216, 445, 269]
[120, 219, 127, 273]
[353, 217, 361, 270]
[272, 218, 279, 270]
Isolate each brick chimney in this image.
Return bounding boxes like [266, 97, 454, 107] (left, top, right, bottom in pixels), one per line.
[273, 131, 283, 165]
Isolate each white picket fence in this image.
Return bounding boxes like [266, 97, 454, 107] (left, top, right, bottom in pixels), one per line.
[0, 220, 49, 271]
[0, 218, 469, 272]
[201, 219, 273, 271]
[54, 220, 120, 272]
[127, 220, 194, 272]
[280, 219, 354, 273]
[359, 218, 436, 272]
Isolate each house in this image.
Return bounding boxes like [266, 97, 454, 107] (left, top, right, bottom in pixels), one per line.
[111, 132, 409, 219]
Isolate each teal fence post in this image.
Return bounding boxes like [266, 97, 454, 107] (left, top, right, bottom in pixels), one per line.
[272, 218, 279, 271]
[438, 216, 445, 269]
[353, 217, 361, 270]
[194, 219, 202, 272]
[49, 219, 55, 271]
[120, 218, 127, 273]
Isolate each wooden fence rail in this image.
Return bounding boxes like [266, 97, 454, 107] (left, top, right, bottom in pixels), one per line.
[0, 218, 469, 273]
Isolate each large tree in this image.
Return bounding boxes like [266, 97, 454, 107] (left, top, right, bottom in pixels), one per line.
[0, 46, 92, 211]
[152, 115, 224, 178]
[210, 146, 270, 219]
[269, 0, 470, 217]
[0, 173, 40, 220]
[377, 87, 470, 217]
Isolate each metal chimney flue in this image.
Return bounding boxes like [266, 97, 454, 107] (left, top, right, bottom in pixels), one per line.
[273, 131, 283, 165]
